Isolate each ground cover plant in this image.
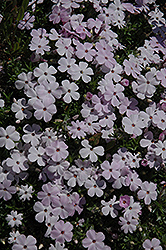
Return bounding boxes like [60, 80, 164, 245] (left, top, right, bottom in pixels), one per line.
[0, 0, 166, 249]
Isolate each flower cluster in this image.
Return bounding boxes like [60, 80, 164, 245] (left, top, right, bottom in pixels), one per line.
[0, 0, 165, 249]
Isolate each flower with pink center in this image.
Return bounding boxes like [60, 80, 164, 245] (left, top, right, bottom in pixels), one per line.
[125, 171, 142, 191]
[82, 229, 105, 250]
[119, 195, 130, 208]
[67, 120, 87, 139]
[51, 220, 73, 244]
[143, 238, 162, 250]
[6, 152, 29, 173]
[132, 68, 159, 100]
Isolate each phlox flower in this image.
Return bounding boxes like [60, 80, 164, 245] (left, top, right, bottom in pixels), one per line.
[132, 68, 159, 99]
[123, 54, 141, 78]
[6, 210, 23, 227]
[48, 160, 70, 176]
[82, 229, 105, 250]
[49, 242, 68, 250]
[0, 166, 8, 182]
[101, 160, 120, 180]
[156, 68, 166, 88]
[68, 62, 94, 83]
[70, 192, 84, 215]
[58, 57, 76, 73]
[22, 123, 42, 147]
[119, 195, 130, 208]
[106, 63, 123, 82]
[52, 194, 74, 219]
[29, 37, 51, 55]
[35, 81, 61, 102]
[51, 220, 73, 244]
[41, 128, 57, 146]
[46, 140, 69, 162]
[18, 12, 35, 30]
[143, 238, 162, 250]
[6, 152, 29, 173]
[33, 201, 53, 223]
[11, 98, 32, 120]
[137, 181, 157, 205]
[123, 196, 141, 218]
[154, 140, 166, 159]
[8, 230, 20, 244]
[15, 72, 35, 90]
[75, 41, 96, 62]
[49, 28, 61, 41]
[67, 120, 87, 139]
[12, 235, 37, 250]
[104, 82, 124, 107]
[31, 28, 48, 39]
[18, 184, 33, 201]
[64, 166, 81, 187]
[45, 215, 59, 237]
[101, 195, 121, 218]
[33, 98, 57, 122]
[0, 179, 16, 201]
[84, 115, 100, 135]
[125, 171, 142, 191]
[61, 80, 80, 103]
[84, 178, 105, 197]
[34, 62, 57, 84]
[0, 125, 20, 150]
[28, 146, 46, 166]
[49, 6, 68, 24]
[61, 0, 83, 9]
[37, 182, 60, 206]
[55, 38, 73, 57]
[119, 214, 139, 234]
[122, 113, 145, 136]
[79, 139, 104, 162]
[152, 110, 166, 130]
[91, 93, 109, 115]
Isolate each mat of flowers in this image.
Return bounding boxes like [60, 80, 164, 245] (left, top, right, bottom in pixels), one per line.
[0, 0, 166, 249]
